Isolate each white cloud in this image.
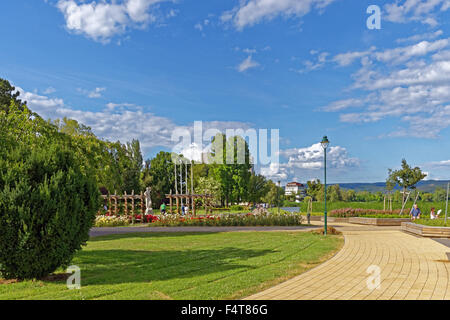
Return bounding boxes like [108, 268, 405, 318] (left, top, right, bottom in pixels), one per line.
[333, 47, 376, 66]
[374, 38, 450, 64]
[56, 0, 168, 42]
[221, 0, 336, 30]
[237, 55, 260, 72]
[16, 87, 253, 155]
[261, 143, 359, 183]
[322, 34, 450, 138]
[384, 0, 450, 26]
[396, 29, 443, 43]
[16, 87, 64, 110]
[78, 87, 106, 98]
[43, 87, 57, 94]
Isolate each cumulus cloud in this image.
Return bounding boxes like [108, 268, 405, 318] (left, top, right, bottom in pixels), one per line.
[384, 0, 450, 26]
[322, 33, 450, 138]
[78, 87, 106, 98]
[221, 0, 336, 30]
[261, 143, 359, 183]
[237, 55, 260, 72]
[16, 87, 254, 156]
[56, 0, 168, 42]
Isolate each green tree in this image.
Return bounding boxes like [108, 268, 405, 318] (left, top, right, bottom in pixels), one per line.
[0, 78, 25, 113]
[328, 184, 342, 202]
[262, 180, 284, 208]
[387, 159, 427, 203]
[433, 187, 448, 202]
[148, 151, 175, 208]
[306, 179, 323, 200]
[209, 134, 252, 206]
[247, 174, 269, 206]
[195, 176, 221, 206]
[0, 103, 99, 279]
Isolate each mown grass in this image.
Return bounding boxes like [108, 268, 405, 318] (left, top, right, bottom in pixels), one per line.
[413, 218, 450, 227]
[0, 231, 343, 300]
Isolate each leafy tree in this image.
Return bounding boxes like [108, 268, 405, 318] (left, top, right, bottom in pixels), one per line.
[262, 180, 284, 207]
[210, 134, 252, 206]
[328, 184, 342, 202]
[148, 151, 175, 208]
[195, 176, 221, 206]
[342, 189, 356, 202]
[433, 187, 448, 202]
[247, 174, 269, 206]
[0, 78, 25, 113]
[306, 179, 323, 200]
[387, 159, 427, 203]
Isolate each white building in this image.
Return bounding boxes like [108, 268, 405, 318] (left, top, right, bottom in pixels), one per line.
[285, 182, 306, 196]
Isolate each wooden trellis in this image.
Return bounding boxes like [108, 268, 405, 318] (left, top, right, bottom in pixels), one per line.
[101, 190, 148, 222]
[165, 192, 213, 216]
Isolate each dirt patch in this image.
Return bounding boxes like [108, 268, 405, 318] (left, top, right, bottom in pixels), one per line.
[0, 278, 20, 285]
[41, 273, 71, 282]
[311, 226, 342, 235]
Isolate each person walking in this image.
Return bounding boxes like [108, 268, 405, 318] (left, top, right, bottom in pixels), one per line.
[410, 204, 421, 221]
[160, 202, 166, 215]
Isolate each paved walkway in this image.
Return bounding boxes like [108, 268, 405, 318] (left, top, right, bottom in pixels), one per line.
[247, 222, 450, 300]
[90, 225, 316, 237]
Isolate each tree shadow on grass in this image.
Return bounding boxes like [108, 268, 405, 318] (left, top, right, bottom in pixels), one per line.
[88, 231, 222, 242]
[70, 247, 273, 286]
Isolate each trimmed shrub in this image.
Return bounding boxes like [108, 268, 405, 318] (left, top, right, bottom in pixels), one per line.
[230, 205, 245, 211]
[0, 140, 99, 279]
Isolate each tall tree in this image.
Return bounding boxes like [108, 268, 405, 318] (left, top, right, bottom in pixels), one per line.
[148, 151, 175, 208]
[247, 174, 269, 206]
[0, 78, 25, 113]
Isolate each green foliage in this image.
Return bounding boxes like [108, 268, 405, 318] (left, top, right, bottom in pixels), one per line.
[247, 174, 269, 205]
[53, 118, 144, 194]
[387, 159, 427, 200]
[148, 151, 175, 208]
[209, 134, 252, 206]
[0, 78, 25, 113]
[262, 180, 284, 207]
[0, 105, 99, 279]
[196, 176, 221, 206]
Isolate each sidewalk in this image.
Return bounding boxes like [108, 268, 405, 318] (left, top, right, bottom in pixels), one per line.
[246, 222, 450, 300]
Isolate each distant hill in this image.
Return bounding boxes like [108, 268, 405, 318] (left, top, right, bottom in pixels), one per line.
[335, 180, 450, 193]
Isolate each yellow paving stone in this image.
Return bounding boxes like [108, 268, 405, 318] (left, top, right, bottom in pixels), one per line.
[246, 222, 450, 300]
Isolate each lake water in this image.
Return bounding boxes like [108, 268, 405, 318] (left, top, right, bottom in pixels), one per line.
[281, 207, 301, 213]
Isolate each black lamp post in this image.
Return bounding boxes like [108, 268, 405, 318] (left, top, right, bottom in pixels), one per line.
[321, 136, 330, 236]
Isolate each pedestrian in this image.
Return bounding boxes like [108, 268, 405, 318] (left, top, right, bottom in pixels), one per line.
[160, 202, 166, 215]
[430, 208, 441, 220]
[410, 204, 421, 220]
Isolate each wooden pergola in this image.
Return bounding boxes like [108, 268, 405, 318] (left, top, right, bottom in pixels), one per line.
[165, 192, 213, 215]
[101, 190, 147, 223]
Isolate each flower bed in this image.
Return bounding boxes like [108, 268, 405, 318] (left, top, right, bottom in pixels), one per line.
[94, 215, 130, 227]
[149, 213, 304, 227]
[329, 208, 402, 218]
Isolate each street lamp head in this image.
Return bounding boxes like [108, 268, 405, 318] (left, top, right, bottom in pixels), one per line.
[321, 136, 330, 150]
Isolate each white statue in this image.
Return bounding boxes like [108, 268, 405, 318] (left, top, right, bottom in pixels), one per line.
[144, 187, 153, 215]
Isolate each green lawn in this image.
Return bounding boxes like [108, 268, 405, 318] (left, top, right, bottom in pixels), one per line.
[0, 231, 343, 300]
[413, 218, 450, 227]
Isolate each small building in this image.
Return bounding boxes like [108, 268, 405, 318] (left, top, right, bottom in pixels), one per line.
[285, 182, 306, 197]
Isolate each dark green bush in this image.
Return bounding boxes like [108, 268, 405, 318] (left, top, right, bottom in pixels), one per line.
[0, 112, 99, 279]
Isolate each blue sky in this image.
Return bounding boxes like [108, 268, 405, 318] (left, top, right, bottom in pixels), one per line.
[1, 0, 450, 183]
